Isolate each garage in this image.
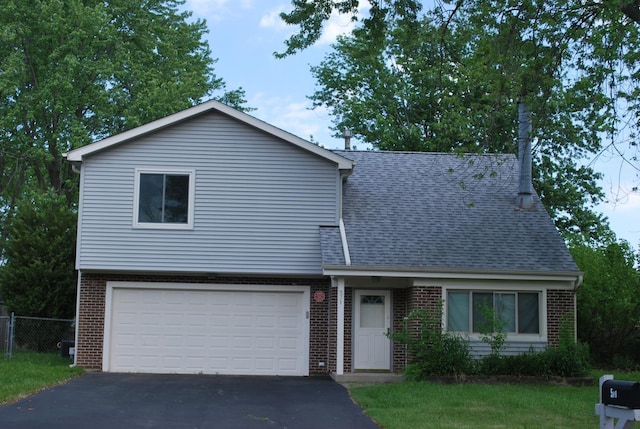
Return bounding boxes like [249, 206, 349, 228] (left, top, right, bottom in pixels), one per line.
[103, 282, 310, 376]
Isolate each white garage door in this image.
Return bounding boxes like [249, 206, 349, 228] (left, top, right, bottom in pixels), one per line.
[104, 283, 309, 376]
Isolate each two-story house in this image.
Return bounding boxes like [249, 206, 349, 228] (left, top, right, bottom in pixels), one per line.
[65, 100, 582, 377]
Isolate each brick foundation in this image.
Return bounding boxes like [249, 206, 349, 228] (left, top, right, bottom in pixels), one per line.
[76, 272, 330, 374]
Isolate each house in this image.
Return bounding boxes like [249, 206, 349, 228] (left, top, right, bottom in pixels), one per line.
[65, 100, 582, 377]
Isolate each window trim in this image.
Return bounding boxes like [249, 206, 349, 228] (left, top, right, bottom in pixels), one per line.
[133, 168, 195, 230]
[444, 287, 547, 342]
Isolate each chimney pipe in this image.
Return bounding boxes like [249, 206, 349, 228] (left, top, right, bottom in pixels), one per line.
[516, 101, 534, 209]
[343, 128, 352, 150]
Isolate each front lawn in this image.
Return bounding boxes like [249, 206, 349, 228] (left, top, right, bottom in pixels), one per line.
[349, 371, 640, 429]
[0, 352, 84, 404]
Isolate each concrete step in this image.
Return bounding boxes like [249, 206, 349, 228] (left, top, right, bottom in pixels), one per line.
[330, 372, 404, 384]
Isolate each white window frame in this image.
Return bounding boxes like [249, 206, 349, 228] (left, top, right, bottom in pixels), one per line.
[133, 168, 195, 230]
[444, 286, 547, 343]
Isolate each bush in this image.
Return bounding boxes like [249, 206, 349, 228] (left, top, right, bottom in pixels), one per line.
[389, 308, 475, 379]
[391, 304, 591, 379]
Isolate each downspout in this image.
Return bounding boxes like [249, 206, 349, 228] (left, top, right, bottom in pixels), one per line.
[339, 219, 351, 266]
[71, 272, 81, 368]
[68, 158, 82, 368]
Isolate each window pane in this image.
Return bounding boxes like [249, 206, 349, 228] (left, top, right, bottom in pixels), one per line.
[163, 174, 189, 223]
[472, 293, 493, 332]
[496, 294, 516, 332]
[518, 293, 540, 334]
[447, 292, 469, 331]
[138, 173, 163, 223]
[360, 295, 385, 328]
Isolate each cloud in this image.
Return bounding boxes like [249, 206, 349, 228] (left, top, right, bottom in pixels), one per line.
[259, 7, 289, 31]
[259, 1, 370, 45]
[317, 0, 371, 45]
[317, 13, 359, 45]
[248, 93, 341, 148]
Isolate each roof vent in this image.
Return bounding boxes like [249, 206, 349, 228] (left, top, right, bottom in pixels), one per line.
[343, 128, 352, 150]
[516, 101, 535, 209]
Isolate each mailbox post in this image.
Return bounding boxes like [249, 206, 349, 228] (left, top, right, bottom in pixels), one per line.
[596, 375, 640, 429]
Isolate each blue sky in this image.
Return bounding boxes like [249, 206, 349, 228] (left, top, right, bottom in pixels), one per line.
[182, 0, 639, 247]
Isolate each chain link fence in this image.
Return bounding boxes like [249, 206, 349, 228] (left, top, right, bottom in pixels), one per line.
[2, 313, 75, 358]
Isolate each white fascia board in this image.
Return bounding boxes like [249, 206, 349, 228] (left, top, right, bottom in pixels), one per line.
[64, 99, 355, 170]
[322, 266, 582, 285]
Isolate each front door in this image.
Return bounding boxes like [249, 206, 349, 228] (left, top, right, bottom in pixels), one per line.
[354, 289, 391, 370]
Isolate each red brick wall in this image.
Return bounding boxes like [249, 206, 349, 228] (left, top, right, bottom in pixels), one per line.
[546, 289, 576, 347]
[344, 288, 353, 372]
[328, 286, 337, 373]
[392, 288, 408, 372]
[404, 285, 442, 365]
[77, 275, 107, 370]
[309, 282, 330, 375]
[77, 273, 330, 374]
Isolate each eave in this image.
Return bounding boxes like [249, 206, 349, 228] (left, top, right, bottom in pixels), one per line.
[323, 265, 583, 287]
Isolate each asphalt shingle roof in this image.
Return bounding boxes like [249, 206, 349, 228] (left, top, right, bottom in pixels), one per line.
[319, 226, 346, 266]
[327, 150, 579, 273]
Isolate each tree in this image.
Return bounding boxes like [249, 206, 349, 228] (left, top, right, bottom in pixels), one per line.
[279, 0, 640, 241]
[571, 241, 640, 365]
[0, 192, 77, 318]
[0, 0, 246, 254]
[0, 0, 246, 315]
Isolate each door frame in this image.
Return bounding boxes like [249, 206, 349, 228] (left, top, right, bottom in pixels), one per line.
[353, 289, 391, 370]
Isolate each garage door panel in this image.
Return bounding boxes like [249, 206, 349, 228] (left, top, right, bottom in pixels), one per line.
[108, 286, 308, 376]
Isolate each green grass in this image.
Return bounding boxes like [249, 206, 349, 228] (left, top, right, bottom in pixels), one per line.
[349, 370, 640, 429]
[0, 352, 84, 405]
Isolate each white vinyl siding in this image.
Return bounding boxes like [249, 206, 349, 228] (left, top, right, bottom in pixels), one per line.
[77, 111, 340, 274]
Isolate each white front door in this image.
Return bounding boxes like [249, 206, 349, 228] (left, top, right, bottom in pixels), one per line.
[354, 289, 391, 370]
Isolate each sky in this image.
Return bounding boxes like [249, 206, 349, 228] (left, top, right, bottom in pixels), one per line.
[182, 0, 640, 248]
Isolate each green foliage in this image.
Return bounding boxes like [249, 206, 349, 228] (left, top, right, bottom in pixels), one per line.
[391, 302, 591, 379]
[0, 0, 247, 256]
[475, 301, 508, 356]
[349, 381, 597, 429]
[0, 352, 84, 405]
[0, 192, 77, 318]
[280, 0, 640, 242]
[388, 308, 474, 379]
[571, 241, 640, 365]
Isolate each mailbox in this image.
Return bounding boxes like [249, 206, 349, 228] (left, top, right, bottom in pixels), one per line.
[602, 380, 640, 409]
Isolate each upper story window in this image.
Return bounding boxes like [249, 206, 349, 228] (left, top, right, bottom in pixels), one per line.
[133, 168, 195, 229]
[447, 290, 540, 335]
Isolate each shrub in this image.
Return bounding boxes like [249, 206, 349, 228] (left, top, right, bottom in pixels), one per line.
[389, 308, 475, 379]
[391, 303, 591, 379]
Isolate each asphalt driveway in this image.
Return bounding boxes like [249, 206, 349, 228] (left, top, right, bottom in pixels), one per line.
[0, 373, 380, 429]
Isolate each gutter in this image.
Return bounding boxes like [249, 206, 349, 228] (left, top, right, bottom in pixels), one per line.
[323, 264, 584, 283]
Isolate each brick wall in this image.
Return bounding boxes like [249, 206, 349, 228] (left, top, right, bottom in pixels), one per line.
[392, 288, 408, 372]
[309, 282, 330, 375]
[344, 288, 352, 372]
[546, 289, 576, 347]
[77, 272, 331, 374]
[405, 285, 442, 364]
[328, 286, 336, 373]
